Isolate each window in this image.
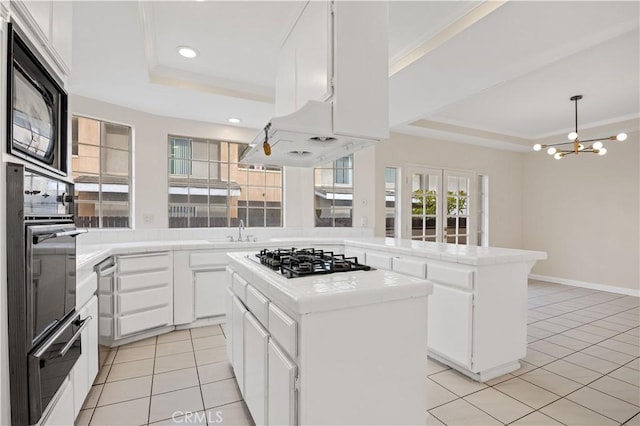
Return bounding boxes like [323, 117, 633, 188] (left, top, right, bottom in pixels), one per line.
[385, 167, 397, 237]
[477, 174, 489, 247]
[168, 136, 283, 228]
[72, 116, 132, 228]
[314, 155, 353, 227]
[334, 156, 353, 184]
[169, 138, 192, 175]
[405, 166, 475, 245]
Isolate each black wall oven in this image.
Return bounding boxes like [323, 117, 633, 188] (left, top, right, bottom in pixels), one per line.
[6, 22, 68, 176]
[6, 164, 87, 425]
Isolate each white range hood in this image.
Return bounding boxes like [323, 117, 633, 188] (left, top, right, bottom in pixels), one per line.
[241, 1, 389, 168]
[242, 100, 379, 167]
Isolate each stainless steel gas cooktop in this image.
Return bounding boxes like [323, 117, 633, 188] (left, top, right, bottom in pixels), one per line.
[254, 248, 373, 279]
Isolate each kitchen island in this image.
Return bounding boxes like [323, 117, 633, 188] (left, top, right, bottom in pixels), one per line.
[44, 235, 544, 426]
[226, 251, 433, 426]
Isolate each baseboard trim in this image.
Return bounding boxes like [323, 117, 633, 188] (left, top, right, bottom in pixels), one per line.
[529, 274, 640, 298]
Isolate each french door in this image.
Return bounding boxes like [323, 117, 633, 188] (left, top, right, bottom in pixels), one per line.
[403, 167, 475, 245]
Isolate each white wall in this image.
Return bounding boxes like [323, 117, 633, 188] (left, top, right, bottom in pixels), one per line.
[522, 131, 640, 293]
[373, 132, 526, 249]
[72, 95, 267, 229]
[71, 95, 376, 235]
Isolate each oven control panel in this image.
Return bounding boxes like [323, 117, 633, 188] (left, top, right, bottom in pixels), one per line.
[24, 169, 73, 217]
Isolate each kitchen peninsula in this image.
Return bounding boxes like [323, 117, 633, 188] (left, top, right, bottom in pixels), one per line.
[63, 235, 544, 426]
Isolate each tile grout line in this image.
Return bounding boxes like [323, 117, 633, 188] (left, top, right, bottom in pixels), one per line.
[190, 328, 209, 419]
[87, 346, 118, 424]
[428, 285, 638, 425]
[147, 338, 158, 425]
[514, 292, 640, 423]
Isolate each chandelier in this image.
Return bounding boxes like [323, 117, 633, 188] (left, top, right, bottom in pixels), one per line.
[533, 95, 627, 159]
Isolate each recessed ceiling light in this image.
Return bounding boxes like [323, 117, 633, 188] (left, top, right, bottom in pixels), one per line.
[177, 46, 198, 59]
[227, 118, 242, 124]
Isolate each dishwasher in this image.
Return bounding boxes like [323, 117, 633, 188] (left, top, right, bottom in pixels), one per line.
[95, 257, 116, 367]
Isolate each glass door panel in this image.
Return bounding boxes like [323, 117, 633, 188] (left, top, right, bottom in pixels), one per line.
[405, 167, 475, 245]
[409, 168, 442, 242]
[444, 170, 473, 245]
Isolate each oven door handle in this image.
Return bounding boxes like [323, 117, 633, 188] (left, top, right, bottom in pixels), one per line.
[58, 316, 91, 358]
[33, 228, 88, 244]
[32, 313, 80, 358]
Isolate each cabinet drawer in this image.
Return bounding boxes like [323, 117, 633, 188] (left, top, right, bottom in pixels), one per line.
[118, 269, 170, 292]
[393, 257, 427, 278]
[118, 306, 171, 337]
[99, 317, 112, 338]
[76, 272, 98, 309]
[428, 265, 473, 290]
[190, 251, 228, 268]
[232, 273, 249, 303]
[269, 304, 297, 358]
[98, 274, 114, 293]
[99, 294, 113, 315]
[118, 253, 170, 274]
[344, 248, 366, 263]
[246, 285, 269, 328]
[366, 252, 393, 270]
[118, 286, 170, 314]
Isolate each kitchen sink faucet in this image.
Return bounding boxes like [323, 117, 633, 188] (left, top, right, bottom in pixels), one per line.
[238, 219, 245, 242]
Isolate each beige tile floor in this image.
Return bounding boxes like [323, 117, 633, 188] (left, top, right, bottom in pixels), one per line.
[76, 324, 253, 426]
[77, 280, 640, 425]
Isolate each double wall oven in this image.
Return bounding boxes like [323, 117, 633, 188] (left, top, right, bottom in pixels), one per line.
[6, 164, 87, 425]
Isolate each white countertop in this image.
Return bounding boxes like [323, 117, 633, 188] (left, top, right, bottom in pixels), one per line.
[76, 237, 546, 271]
[227, 252, 432, 315]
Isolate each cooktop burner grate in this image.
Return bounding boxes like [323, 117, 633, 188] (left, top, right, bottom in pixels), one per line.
[255, 248, 373, 278]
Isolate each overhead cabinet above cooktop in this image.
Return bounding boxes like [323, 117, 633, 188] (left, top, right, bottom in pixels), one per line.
[241, 1, 389, 167]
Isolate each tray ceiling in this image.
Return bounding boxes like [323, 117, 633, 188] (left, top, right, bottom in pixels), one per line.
[70, 1, 640, 151]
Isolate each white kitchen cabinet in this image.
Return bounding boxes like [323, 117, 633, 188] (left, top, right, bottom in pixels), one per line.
[332, 1, 388, 140]
[10, 0, 73, 76]
[393, 256, 427, 278]
[173, 250, 229, 325]
[425, 258, 530, 381]
[225, 287, 234, 361]
[427, 284, 473, 368]
[363, 250, 393, 270]
[243, 313, 269, 426]
[73, 295, 98, 418]
[231, 295, 248, 396]
[246, 285, 269, 328]
[194, 270, 226, 319]
[274, 1, 388, 141]
[98, 252, 173, 344]
[18, 0, 51, 41]
[268, 340, 297, 426]
[343, 247, 366, 264]
[50, 1, 72, 71]
[275, 1, 331, 116]
[116, 252, 172, 338]
[41, 378, 73, 426]
[268, 304, 297, 358]
[227, 256, 429, 426]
